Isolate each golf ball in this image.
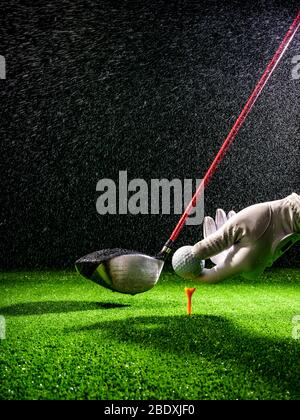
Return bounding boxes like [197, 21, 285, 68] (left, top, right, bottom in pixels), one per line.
[172, 246, 204, 279]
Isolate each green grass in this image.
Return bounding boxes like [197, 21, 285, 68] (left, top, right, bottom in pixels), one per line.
[0, 269, 299, 400]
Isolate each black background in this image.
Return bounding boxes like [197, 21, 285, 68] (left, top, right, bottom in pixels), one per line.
[1, 0, 299, 268]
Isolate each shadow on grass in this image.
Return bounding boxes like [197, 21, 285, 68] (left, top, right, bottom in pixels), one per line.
[69, 314, 300, 398]
[0, 301, 130, 315]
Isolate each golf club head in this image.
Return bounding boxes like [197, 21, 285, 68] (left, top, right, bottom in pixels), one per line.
[75, 249, 164, 295]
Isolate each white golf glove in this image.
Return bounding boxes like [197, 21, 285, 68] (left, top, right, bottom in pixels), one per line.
[192, 193, 300, 283]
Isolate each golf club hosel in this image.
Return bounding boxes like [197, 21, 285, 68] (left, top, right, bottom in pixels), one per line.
[157, 239, 175, 260]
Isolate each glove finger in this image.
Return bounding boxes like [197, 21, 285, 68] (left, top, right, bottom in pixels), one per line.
[204, 214, 231, 265]
[212, 210, 236, 264]
[203, 216, 217, 239]
[213, 209, 237, 264]
[227, 210, 236, 219]
[215, 208, 227, 230]
[194, 244, 245, 283]
[193, 218, 237, 260]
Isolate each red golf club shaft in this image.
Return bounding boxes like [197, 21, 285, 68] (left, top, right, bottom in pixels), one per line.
[167, 11, 300, 245]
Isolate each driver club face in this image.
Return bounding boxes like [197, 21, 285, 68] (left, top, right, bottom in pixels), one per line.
[75, 249, 164, 295]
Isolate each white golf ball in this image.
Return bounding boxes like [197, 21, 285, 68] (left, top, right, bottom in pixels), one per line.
[172, 245, 204, 279]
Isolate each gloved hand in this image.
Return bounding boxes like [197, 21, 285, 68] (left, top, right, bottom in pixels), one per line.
[192, 193, 300, 283]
